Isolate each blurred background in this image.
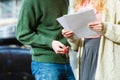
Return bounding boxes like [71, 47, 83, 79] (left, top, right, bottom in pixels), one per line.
[0, 0, 35, 80]
[0, 0, 21, 42]
[0, 0, 20, 26]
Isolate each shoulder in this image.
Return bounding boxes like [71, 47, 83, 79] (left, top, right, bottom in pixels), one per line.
[22, 0, 40, 7]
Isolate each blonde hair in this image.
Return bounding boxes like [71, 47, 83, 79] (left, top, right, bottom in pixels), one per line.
[73, 0, 106, 12]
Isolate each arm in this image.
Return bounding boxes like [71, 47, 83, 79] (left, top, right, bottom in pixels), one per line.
[62, 29, 81, 51]
[88, 1, 120, 43]
[67, 37, 81, 51]
[15, 0, 53, 48]
[101, 0, 120, 43]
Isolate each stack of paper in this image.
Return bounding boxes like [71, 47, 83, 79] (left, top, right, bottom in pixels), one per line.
[57, 9, 100, 38]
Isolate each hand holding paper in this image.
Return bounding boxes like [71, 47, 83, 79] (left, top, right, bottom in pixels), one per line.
[57, 9, 100, 38]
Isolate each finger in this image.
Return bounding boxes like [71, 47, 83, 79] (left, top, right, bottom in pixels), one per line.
[64, 32, 74, 38]
[56, 47, 69, 54]
[64, 34, 73, 38]
[89, 21, 102, 26]
[56, 49, 64, 54]
[57, 49, 64, 54]
[58, 45, 68, 53]
[63, 46, 69, 54]
[97, 23, 102, 27]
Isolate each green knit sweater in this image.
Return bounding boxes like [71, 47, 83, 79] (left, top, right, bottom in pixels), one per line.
[16, 0, 70, 64]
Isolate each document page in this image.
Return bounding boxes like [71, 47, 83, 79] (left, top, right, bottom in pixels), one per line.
[57, 9, 100, 38]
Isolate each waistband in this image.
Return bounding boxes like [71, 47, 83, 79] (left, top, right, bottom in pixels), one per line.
[84, 37, 101, 47]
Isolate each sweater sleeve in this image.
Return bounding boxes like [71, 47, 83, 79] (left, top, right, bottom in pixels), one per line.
[102, 0, 120, 43]
[67, 37, 81, 51]
[15, 0, 53, 48]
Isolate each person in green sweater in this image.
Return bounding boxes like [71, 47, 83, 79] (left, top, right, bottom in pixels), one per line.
[15, 0, 75, 80]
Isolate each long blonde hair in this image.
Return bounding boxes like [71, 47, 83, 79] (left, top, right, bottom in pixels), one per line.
[73, 0, 106, 12]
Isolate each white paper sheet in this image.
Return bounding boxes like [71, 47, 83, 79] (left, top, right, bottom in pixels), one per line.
[57, 9, 100, 38]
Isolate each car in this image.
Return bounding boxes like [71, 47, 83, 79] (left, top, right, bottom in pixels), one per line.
[0, 24, 35, 80]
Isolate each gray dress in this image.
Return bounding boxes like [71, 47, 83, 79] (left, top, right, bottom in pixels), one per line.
[80, 37, 100, 80]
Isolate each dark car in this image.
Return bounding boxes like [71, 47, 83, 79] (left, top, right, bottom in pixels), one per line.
[0, 24, 35, 80]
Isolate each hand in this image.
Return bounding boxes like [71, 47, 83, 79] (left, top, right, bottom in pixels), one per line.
[62, 29, 74, 38]
[88, 21, 104, 32]
[52, 40, 69, 54]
